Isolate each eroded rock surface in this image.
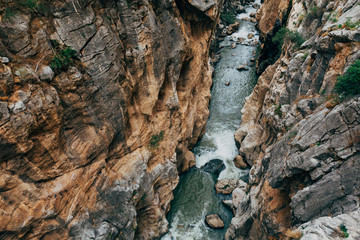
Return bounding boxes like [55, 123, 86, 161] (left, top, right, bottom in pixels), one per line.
[228, 0, 360, 239]
[0, 0, 223, 239]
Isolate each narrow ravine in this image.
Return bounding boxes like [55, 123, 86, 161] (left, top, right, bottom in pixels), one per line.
[162, 2, 261, 239]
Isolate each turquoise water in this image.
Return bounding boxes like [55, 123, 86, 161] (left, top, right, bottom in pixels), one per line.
[162, 3, 260, 239]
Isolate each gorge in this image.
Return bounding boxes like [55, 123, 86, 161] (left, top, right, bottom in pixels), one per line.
[0, 0, 359, 239]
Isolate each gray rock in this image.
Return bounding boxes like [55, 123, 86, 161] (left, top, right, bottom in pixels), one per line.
[0, 102, 10, 120]
[9, 101, 26, 114]
[0, 57, 9, 64]
[329, 29, 360, 43]
[53, 4, 97, 52]
[39, 66, 55, 81]
[299, 209, 360, 240]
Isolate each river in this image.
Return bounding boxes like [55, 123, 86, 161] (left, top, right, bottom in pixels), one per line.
[162, 2, 260, 239]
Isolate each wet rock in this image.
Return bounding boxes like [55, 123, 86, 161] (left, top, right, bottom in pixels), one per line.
[242, 17, 250, 21]
[205, 214, 224, 229]
[222, 200, 233, 210]
[237, 5, 245, 13]
[233, 155, 247, 169]
[236, 65, 249, 71]
[201, 159, 225, 176]
[250, 58, 255, 62]
[247, 33, 255, 39]
[228, 22, 240, 34]
[237, 37, 246, 43]
[231, 42, 237, 49]
[249, 12, 256, 18]
[250, 18, 257, 23]
[252, 3, 260, 9]
[225, 81, 231, 86]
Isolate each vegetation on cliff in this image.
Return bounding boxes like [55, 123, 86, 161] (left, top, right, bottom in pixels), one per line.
[334, 60, 360, 99]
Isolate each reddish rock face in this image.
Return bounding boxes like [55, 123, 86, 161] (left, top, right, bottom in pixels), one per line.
[0, 0, 223, 239]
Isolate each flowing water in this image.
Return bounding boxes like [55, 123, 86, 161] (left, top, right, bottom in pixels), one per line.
[162, 2, 260, 239]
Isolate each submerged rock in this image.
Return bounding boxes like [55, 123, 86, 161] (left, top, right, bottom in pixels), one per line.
[205, 214, 224, 229]
[201, 159, 225, 176]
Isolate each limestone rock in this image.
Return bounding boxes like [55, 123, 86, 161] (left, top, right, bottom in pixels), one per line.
[205, 214, 224, 229]
[0, 0, 222, 239]
[39, 66, 55, 81]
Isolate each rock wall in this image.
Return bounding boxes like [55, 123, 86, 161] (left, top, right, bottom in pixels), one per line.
[227, 0, 360, 239]
[0, 0, 223, 239]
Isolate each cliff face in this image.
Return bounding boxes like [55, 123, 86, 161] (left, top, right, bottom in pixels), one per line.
[0, 0, 222, 239]
[227, 0, 360, 239]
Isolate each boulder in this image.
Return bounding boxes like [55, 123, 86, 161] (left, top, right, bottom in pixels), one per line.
[237, 65, 249, 71]
[233, 155, 247, 169]
[247, 33, 254, 39]
[215, 179, 246, 194]
[228, 22, 240, 34]
[252, 3, 260, 9]
[231, 42, 237, 49]
[39, 66, 55, 81]
[249, 12, 256, 18]
[237, 37, 246, 43]
[201, 159, 225, 176]
[205, 214, 224, 229]
[237, 5, 245, 13]
[225, 81, 231, 86]
[0, 57, 9, 64]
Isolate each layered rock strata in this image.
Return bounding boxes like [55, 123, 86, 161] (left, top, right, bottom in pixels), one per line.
[227, 0, 360, 239]
[0, 0, 222, 239]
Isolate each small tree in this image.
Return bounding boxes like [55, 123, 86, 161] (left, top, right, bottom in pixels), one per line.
[334, 60, 360, 99]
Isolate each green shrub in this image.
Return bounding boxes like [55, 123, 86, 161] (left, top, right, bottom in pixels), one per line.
[341, 18, 360, 29]
[334, 60, 360, 99]
[306, 6, 321, 20]
[50, 46, 78, 73]
[2, 0, 49, 18]
[221, 12, 236, 25]
[19, 0, 39, 10]
[149, 131, 164, 150]
[339, 224, 349, 238]
[272, 27, 306, 51]
[274, 104, 282, 117]
[3, 7, 17, 18]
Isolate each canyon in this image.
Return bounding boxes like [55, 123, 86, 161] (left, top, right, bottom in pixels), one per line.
[0, 0, 359, 239]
